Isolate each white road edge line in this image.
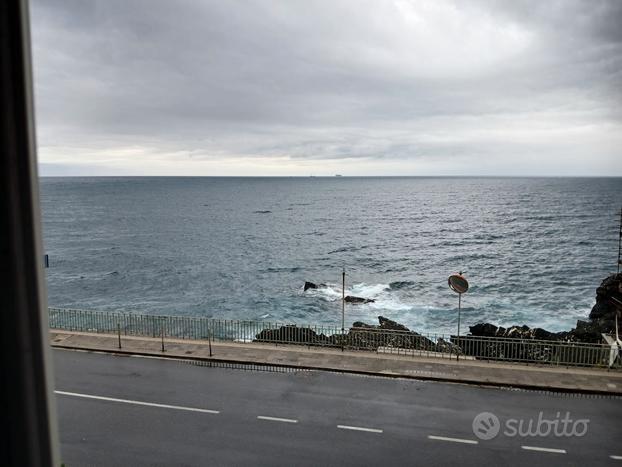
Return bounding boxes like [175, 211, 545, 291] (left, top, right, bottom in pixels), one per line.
[611, 455, 622, 460]
[55, 390, 220, 414]
[521, 446, 566, 454]
[257, 416, 298, 424]
[427, 435, 478, 445]
[337, 425, 383, 433]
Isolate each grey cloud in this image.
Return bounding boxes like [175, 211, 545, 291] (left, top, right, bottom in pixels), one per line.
[30, 0, 622, 174]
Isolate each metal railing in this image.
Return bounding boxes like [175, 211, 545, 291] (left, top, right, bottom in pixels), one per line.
[48, 307, 621, 369]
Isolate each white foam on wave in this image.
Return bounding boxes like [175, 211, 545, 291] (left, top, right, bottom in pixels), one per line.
[303, 282, 595, 335]
[305, 282, 413, 312]
[350, 283, 389, 297]
[367, 297, 412, 312]
[303, 283, 473, 332]
[304, 283, 342, 301]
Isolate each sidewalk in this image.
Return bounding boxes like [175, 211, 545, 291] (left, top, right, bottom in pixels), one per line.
[50, 330, 622, 395]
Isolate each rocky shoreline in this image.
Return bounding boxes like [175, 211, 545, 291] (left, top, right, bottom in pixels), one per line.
[255, 315, 459, 354]
[469, 273, 621, 344]
[255, 274, 621, 360]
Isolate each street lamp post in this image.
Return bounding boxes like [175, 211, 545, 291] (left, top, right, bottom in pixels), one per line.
[341, 267, 345, 351]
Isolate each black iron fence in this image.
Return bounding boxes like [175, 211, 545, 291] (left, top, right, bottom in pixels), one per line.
[48, 307, 620, 369]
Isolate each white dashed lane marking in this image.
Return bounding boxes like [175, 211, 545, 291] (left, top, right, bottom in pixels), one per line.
[428, 435, 478, 445]
[56, 389, 615, 461]
[257, 416, 298, 423]
[337, 425, 383, 433]
[521, 445, 566, 454]
[55, 390, 220, 414]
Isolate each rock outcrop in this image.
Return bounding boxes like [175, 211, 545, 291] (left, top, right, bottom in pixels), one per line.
[255, 316, 440, 352]
[303, 281, 327, 291]
[468, 323, 569, 341]
[348, 317, 436, 351]
[284, 274, 622, 364]
[588, 272, 622, 334]
[255, 325, 331, 345]
[468, 273, 622, 344]
[303, 282, 375, 303]
[344, 295, 375, 304]
[304, 281, 318, 291]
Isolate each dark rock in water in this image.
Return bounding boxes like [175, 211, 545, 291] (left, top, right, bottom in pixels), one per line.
[303, 281, 327, 291]
[344, 295, 375, 304]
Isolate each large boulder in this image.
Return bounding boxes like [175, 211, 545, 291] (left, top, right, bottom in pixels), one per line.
[378, 316, 409, 332]
[469, 323, 498, 337]
[348, 316, 435, 351]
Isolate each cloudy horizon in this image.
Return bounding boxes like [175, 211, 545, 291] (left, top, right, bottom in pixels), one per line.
[31, 0, 622, 176]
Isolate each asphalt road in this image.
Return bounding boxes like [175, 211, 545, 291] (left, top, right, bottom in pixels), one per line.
[53, 349, 622, 466]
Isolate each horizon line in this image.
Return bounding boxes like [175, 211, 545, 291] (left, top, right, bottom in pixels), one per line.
[38, 174, 622, 178]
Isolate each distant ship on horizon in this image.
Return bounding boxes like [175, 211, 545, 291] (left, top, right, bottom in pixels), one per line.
[335, 174, 343, 177]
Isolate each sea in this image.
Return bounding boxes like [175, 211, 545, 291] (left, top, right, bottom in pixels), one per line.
[39, 177, 622, 334]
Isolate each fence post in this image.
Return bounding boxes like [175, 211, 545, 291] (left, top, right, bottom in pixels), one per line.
[117, 322, 121, 349]
[161, 318, 165, 352]
[208, 327, 213, 357]
[448, 333, 452, 360]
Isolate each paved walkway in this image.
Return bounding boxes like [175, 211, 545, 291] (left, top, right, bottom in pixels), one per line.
[50, 330, 622, 395]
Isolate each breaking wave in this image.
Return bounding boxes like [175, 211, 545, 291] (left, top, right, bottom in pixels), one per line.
[303, 282, 413, 312]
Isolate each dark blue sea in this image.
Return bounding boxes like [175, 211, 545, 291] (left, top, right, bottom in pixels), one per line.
[40, 177, 622, 334]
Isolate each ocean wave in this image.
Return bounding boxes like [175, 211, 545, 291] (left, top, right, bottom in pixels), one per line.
[386, 280, 415, 290]
[304, 282, 414, 312]
[327, 245, 369, 254]
[262, 266, 301, 273]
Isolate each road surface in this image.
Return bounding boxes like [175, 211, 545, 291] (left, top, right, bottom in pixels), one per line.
[53, 349, 622, 466]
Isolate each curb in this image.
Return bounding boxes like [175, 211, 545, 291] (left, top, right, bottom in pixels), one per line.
[51, 343, 622, 397]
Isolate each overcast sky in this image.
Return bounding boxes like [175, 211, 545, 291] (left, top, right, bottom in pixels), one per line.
[31, 0, 622, 176]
